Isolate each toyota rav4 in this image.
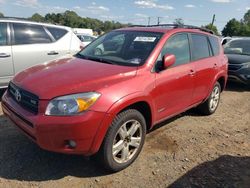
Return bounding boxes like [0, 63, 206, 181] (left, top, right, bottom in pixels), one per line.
[1, 25, 228, 172]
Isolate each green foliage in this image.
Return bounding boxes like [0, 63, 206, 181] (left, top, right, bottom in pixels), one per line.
[29, 13, 44, 22]
[203, 23, 219, 35]
[29, 11, 127, 33]
[222, 10, 250, 36]
[243, 9, 250, 25]
[0, 12, 4, 18]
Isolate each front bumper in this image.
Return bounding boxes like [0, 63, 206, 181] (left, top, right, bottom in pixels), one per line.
[1, 92, 107, 155]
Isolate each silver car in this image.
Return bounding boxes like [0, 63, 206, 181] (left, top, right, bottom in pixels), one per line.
[0, 18, 82, 89]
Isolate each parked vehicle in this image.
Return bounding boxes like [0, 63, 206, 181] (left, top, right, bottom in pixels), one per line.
[0, 18, 82, 89]
[73, 28, 93, 36]
[224, 38, 250, 85]
[1, 25, 228, 172]
[221, 36, 232, 45]
[76, 34, 96, 47]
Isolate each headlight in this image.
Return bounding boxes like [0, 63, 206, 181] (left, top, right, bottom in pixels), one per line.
[45, 92, 101, 116]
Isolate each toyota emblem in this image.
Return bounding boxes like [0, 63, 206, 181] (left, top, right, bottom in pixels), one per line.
[15, 89, 22, 102]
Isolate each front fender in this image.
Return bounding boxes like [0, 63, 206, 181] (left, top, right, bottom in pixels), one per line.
[89, 92, 154, 155]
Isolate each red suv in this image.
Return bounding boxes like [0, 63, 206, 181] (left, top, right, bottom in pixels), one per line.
[1, 25, 228, 172]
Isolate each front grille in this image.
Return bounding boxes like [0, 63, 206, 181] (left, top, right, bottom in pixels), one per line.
[228, 64, 243, 71]
[8, 82, 39, 114]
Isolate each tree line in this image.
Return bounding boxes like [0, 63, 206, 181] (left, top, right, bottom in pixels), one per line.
[0, 10, 250, 36]
[31, 11, 130, 34]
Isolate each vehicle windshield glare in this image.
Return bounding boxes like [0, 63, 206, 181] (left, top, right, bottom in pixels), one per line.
[224, 39, 250, 56]
[77, 31, 163, 66]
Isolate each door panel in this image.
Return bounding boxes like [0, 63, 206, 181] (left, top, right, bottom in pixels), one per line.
[0, 22, 14, 87]
[0, 46, 13, 77]
[153, 64, 194, 122]
[11, 23, 65, 74]
[12, 43, 62, 74]
[152, 33, 194, 122]
[190, 34, 217, 103]
[191, 58, 216, 103]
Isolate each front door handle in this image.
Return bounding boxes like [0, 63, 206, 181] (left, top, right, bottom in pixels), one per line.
[47, 51, 59, 55]
[0, 53, 11, 58]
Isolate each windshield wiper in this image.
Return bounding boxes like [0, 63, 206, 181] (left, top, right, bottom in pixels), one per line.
[75, 53, 87, 59]
[86, 56, 117, 65]
[76, 54, 117, 65]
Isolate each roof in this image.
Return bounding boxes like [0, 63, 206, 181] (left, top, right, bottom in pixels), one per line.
[117, 24, 215, 35]
[0, 17, 71, 30]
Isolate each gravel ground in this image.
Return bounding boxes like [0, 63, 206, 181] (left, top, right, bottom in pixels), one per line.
[0, 82, 249, 188]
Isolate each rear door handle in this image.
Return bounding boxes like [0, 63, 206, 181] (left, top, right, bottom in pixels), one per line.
[0, 53, 11, 58]
[189, 69, 196, 76]
[47, 51, 59, 55]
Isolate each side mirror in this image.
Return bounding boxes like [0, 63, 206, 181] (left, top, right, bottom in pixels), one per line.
[163, 54, 176, 69]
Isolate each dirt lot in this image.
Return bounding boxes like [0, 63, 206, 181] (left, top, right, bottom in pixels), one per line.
[0, 82, 249, 188]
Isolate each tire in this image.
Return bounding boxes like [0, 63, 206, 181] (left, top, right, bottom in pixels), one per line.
[97, 109, 146, 172]
[198, 82, 221, 115]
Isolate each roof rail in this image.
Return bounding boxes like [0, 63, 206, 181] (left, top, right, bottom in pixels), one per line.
[130, 24, 214, 34]
[0, 17, 60, 26]
[0, 17, 30, 21]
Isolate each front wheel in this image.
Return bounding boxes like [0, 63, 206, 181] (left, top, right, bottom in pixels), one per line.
[97, 109, 146, 172]
[197, 82, 221, 115]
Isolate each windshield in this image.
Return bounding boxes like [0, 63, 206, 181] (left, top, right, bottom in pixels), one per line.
[224, 39, 250, 56]
[77, 30, 163, 66]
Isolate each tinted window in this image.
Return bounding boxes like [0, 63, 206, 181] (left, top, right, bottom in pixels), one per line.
[224, 39, 250, 55]
[13, 23, 52, 45]
[157, 33, 190, 67]
[191, 34, 210, 61]
[46, 27, 67, 40]
[209, 36, 220, 56]
[0, 22, 7, 46]
[77, 35, 95, 42]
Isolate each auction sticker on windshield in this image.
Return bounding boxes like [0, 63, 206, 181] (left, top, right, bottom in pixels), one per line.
[134, 36, 156, 42]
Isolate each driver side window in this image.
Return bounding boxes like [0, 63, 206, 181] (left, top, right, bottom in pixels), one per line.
[156, 33, 191, 70]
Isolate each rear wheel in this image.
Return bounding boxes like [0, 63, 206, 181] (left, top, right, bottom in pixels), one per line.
[97, 109, 146, 172]
[198, 82, 221, 115]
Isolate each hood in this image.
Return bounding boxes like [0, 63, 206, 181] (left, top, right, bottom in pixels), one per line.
[13, 57, 137, 99]
[226, 54, 250, 64]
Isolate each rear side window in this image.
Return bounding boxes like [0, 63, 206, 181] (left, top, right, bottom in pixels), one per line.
[46, 27, 68, 41]
[158, 33, 190, 67]
[0, 22, 7, 46]
[13, 23, 52, 45]
[191, 34, 210, 61]
[209, 36, 220, 56]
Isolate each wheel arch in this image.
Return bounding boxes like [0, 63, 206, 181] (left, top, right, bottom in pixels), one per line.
[89, 94, 154, 155]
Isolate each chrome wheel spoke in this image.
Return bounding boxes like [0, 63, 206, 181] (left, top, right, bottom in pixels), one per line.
[214, 93, 219, 100]
[129, 137, 141, 148]
[119, 125, 128, 139]
[210, 99, 214, 109]
[113, 140, 124, 156]
[121, 145, 129, 161]
[128, 122, 140, 136]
